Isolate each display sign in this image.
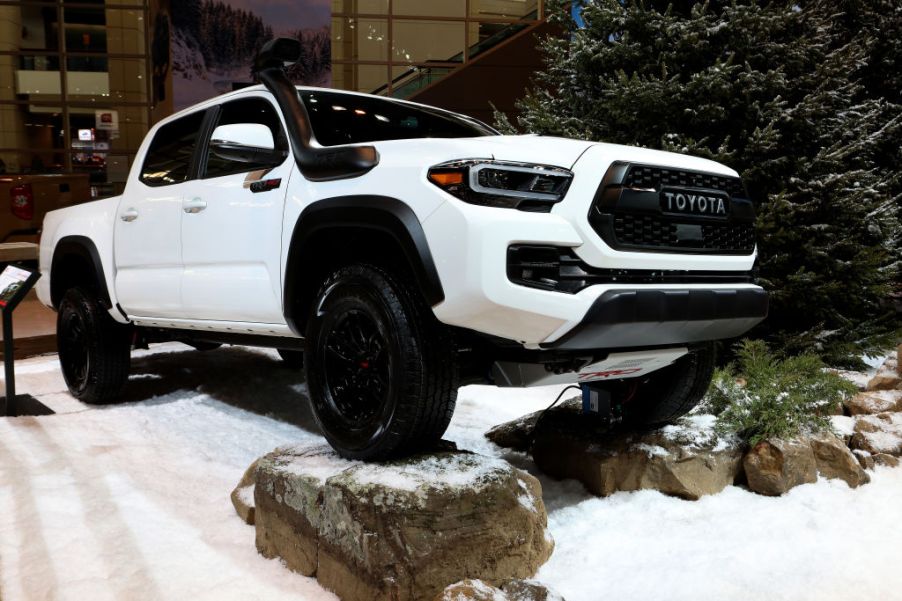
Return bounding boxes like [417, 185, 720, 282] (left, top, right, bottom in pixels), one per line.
[0, 264, 48, 417]
[78, 128, 94, 141]
[95, 109, 119, 131]
[0, 265, 33, 307]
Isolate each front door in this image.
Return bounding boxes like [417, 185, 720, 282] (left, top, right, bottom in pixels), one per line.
[178, 94, 291, 324]
[114, 109, 208, 318]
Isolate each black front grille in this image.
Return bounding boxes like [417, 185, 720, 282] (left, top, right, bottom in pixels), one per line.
[612, 213, 757, 252]
[590, 162, 756, 255]
[626, 165, 747, 198]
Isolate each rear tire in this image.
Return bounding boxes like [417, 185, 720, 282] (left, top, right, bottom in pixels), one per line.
[57, 287, 131, 403]
[620, 343, 716, 428]
[304, 264, 457, 460]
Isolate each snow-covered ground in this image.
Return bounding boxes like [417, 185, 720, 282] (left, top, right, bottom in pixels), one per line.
[2, 344, 901, 601]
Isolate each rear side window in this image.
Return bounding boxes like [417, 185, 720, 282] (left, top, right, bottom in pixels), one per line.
[140, 110, 206, 186]
[301, 91, 496, 147]
[203, 97, 288, 179]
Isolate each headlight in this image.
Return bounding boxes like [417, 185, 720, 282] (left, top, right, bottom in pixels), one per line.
[427, 160, 573, 212]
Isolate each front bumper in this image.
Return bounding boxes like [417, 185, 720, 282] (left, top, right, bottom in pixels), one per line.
[541, 287, 768, 350]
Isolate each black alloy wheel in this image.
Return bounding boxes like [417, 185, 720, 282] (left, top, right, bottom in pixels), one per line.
[304, 264, 457, 460]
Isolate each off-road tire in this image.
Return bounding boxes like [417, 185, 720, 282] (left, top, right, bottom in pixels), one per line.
[304, 264, 457, 460]
[57, 287, 131, 403]
[620, 343, 716, 428]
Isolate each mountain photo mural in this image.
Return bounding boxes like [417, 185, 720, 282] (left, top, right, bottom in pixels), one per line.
[171, 0, 331, 110]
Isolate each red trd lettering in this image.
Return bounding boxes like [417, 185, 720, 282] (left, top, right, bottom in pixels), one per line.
[578, 367, 643, 381]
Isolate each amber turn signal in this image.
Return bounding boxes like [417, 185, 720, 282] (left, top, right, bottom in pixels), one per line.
[428, 170, 464, 186]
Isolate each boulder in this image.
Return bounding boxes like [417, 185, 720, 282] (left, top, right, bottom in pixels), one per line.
[485, 406, 550, 452]
[844, 390, 902, 415]
[874, 453, 900, 468]
[434, 580, 502, 601]
[255, 445, 346, 576]
[849, 413, 902, 456]
[435, 579, 564, 601]
[853, 450, 875, 470]
[743, 438, 817, 496]
[530, 404, 743, 500]
[501, 579, 566, 601]
[230, 458, 260, 525]
[808, 433, 870, 487]
[254, 444, 553, 601]
[867, 357, 902, 391]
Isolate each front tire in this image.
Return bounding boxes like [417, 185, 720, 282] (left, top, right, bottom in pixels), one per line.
[304, 264, 457, 460]
[620, 343, 716, 428]
[57, 287, 131, 403]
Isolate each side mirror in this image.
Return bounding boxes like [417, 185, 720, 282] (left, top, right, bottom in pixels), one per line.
[210, 123, 286, 165]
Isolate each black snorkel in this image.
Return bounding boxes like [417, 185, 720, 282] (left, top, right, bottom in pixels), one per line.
[253, 37, 379, 181]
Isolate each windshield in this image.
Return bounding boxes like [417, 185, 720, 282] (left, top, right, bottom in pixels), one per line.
[299, 90, 497, 147]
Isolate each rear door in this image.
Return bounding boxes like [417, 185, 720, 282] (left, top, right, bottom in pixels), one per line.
[178, 94, 291, 323]
[114, 109, 207, 318]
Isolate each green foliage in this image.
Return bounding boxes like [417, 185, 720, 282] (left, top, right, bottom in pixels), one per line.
[705, 340, 857, 445]
[508, 0, 902, 367]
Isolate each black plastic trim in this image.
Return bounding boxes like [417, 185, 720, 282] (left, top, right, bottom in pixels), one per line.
[253, 42, 379, 182]
[543, 287, 768, 350]
[50, 236, 112, 310]
[282, 195, 444, 335]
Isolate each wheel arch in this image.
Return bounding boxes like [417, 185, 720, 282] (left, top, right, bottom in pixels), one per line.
[283, 195, 445, 335]
[50, 235, 113, 311]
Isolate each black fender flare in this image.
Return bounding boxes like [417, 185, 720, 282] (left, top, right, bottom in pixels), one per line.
[50, 235, 112, 310]
[283, 195, 445, 334]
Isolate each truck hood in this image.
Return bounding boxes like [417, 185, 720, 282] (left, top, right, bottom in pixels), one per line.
[373, 134, 737, 176]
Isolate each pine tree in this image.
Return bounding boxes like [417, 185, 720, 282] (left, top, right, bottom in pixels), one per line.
[505, 0, 901, 367]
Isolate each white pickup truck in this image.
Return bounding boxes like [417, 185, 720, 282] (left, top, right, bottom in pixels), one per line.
[37, 39, 767, 459]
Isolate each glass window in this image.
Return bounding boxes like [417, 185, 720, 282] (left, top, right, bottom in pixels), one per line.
[469, 0, 539, 20]
[392, 20, 465, 63]
[204, 97, 287, 179]
[333, 63, 390, 94]
[140, 110, 205, 186]
[331, 0, 389, 15]
[301, 90, 496, 146]
[331, 17, 388, 61]
[393, 0, 465, 18]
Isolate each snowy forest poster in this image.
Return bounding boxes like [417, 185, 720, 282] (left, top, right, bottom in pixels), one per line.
[170, 0, 331, 111]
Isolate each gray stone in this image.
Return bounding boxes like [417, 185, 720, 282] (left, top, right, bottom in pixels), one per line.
[253, 444, 553, 601]
[530, 404, 743, 500]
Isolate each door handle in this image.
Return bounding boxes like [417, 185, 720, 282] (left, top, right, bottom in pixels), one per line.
[120, 208, 139, 222]
[183, 198, 207, 214]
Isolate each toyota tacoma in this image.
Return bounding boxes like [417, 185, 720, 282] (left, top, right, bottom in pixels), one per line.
[37, 39, 767, 459]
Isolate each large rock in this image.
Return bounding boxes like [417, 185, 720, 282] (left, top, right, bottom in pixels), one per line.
[254, 444, 553, 601]
[808, 433, 870, 487]
[867, 357, 902, 391]
[849, 412, 902, 456]
[529, 404, 743, 500]
[485, 407, 550, 452]
[743, 438, 817, 496]
[435, 579, 564, 601]
[231, 458, 260, 525]
[844, 390, 902, 415]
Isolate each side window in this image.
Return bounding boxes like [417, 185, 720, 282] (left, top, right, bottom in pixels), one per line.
[203, 97, 288, 179]
[140, 110, 206, 186]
